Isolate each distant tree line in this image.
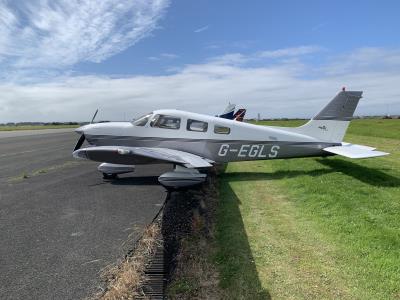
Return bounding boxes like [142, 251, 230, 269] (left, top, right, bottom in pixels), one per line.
[245, 115, 400, 122]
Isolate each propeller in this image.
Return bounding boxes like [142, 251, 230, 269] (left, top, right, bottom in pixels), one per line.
[91, 109, 98, 124]
[73, 134, 86, 151]
[73, 108, 99, 152]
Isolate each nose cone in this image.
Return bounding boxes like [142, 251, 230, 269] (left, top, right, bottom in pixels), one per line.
[75, 125, 89, 135]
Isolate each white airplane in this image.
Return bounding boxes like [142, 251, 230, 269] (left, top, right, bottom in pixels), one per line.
[72, 89, 389, 188]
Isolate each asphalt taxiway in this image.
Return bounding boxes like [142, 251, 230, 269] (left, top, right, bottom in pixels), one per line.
[0, 129, 170, 299]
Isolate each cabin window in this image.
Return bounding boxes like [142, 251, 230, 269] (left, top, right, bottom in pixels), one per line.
[187, 119, 208, 132]
[150, 114, 181, 129]
[214, 125, 230, 134]
[133, 113, 152, 126]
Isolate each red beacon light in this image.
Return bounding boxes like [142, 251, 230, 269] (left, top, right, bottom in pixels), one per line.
[342, 86, 346, 91]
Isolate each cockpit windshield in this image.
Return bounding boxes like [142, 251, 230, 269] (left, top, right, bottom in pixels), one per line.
[150, 114, 181, 129]
[133, 113, 152, 126]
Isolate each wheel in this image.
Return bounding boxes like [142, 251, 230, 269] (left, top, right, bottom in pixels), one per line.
[103, 173, 118, 180]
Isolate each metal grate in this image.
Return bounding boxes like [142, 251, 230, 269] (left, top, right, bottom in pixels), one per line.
[139, 238, 166, 299]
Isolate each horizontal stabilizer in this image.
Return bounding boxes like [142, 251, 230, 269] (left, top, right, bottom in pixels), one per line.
[323, 143, 389, 159]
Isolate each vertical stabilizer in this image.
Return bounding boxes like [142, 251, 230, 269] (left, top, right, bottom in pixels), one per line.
[292, 90, 363, 142]
[219, 103, 236, 119]
[313, 90, 362, 121]
[234, 108, 246, 121]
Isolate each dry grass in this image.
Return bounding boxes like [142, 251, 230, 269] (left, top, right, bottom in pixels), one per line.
[167, 175, 225, 299]
[97, 223, 161, 300]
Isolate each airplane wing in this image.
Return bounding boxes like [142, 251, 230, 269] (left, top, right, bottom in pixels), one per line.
[73, 146, 213, 168]
[323, 143, 389, 159]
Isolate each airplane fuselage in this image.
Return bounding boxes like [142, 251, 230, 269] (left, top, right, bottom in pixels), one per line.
[78, 109, 338, 164]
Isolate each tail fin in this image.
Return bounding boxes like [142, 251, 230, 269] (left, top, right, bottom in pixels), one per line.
[234, 108, 246, 121]
[294, 90, 363, 142]
[219, 103, 236, 119]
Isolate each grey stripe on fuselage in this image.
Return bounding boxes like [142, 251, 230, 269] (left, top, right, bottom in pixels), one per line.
[85, 134, 339, 163]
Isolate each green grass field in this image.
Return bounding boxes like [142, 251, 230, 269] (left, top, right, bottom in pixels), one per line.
[254, 118, 400, 140]
[215, 119, 400, 299]
[0, 124, 78, 131]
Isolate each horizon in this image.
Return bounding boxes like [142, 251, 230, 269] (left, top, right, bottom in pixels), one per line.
[2, 114, 399, 125]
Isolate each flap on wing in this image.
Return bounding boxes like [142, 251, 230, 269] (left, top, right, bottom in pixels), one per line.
[323, 143, 389, 159]
[73, 146, 213, 168]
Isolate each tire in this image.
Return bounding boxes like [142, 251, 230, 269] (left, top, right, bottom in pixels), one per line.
[103, 173, 118, 180]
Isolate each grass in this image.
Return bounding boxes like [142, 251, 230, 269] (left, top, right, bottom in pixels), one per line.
[215, 119, 400, 299]
[0, 124, 78, 131]
[253, 118, 400, 140]
[167, 182, 224, 299]
[9, 161, 79, 182]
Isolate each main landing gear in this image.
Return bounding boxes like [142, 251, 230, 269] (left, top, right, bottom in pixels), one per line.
[102, 173, 118, 180]
[98, 163, 135, 180]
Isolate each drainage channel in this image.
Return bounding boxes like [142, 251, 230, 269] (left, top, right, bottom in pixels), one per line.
[138, 187, 204, 299]
[140, 239, 165, 299]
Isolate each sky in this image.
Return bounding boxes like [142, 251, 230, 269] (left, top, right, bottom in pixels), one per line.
[1, 0, 400, 122]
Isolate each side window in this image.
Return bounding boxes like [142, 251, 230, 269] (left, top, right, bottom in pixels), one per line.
[214, 125, 230, 134]
[150, 114, 181, 129]
[187, 119, 208, 132]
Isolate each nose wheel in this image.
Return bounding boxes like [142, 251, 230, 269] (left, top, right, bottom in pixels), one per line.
[102, 173, 118, 180]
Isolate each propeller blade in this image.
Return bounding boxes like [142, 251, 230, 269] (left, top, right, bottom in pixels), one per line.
[90, 109, 98, 124]
[73, 134, 86, 151]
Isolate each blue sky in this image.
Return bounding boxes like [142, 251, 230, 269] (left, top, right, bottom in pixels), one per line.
[77, 0, 400, 76]
[0, 0, 400, 122]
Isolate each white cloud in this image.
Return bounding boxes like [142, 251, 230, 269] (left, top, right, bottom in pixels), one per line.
[1, 47, 400, 122]
[208, 53, 248, 65]
[205, 44, 220, 50]
[0, 0, 169, 71]
[148, 53, 179, 61]
[208, 46, 323, 67]
[258, 46, 322, 58]
[194, 25, 209, 33]
[311, 22, 328, 32]
[324, 47, 400, 75]
[160, 53, 179, 59]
